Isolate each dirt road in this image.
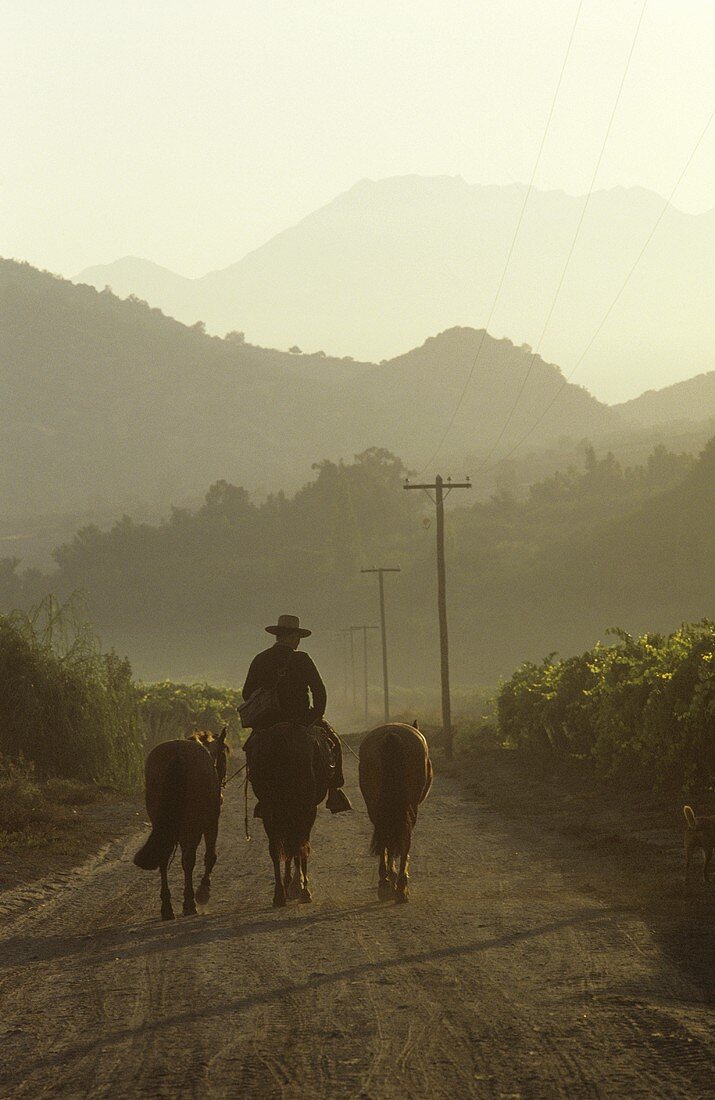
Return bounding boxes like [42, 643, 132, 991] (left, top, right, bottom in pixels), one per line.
[1, 755, 713, 1098]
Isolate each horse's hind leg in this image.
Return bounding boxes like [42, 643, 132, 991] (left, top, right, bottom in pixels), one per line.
[270, 838, 286, 908]
[299, 849, 312, 903]
[160, 859, 174, 921]
[395, 840, 411, 904]
[287, 856, 303, 900]
[181, 842, 198, 916]
[196, 822, 218, 907]
[378, 849, 395, 900]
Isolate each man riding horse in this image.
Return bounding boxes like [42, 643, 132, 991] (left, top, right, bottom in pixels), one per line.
[242, 615, 352, 814]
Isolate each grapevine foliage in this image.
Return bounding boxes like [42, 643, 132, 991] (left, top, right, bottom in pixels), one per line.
[497, 621, 715, 792]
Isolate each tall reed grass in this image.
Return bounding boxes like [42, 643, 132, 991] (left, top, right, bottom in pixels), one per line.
[0, 596, 143, 789]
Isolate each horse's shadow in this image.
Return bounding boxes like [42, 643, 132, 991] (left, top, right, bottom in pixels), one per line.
[0, 906, 615, 1091]
[0, 898, 386, 972]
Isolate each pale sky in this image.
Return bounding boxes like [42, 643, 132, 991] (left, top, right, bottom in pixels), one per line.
[3, 0, 714, 278]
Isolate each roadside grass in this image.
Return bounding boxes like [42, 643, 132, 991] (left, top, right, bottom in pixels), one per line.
[0, 756, 102, 849]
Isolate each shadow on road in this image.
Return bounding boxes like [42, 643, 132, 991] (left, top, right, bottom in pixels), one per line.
[0, 906, 614, 1089]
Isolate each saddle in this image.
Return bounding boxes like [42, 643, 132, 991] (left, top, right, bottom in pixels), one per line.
[305, 721, 338, 786]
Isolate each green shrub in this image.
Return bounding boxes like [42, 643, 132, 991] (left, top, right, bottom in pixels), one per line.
[454, 719, 500, 755]
[0, 755, 46, 831]
[136, 680, 243, 750]
[496, 621, 715, 792]
[0, 596, 143, 788]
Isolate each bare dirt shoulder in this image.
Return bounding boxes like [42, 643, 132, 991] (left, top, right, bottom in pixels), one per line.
[0, 793, 144, 919]
[453, 746, 715, 998]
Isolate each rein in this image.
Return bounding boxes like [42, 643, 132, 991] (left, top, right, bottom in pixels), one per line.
[340, 736, 361, 763]
[222, 762, 246, 787]
[219, 759, 252, 841]
[244, 775, 251, 842]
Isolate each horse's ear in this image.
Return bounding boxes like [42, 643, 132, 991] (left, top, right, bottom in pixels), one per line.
[218, 726, 227, 743]
[413, 719, 420, 731]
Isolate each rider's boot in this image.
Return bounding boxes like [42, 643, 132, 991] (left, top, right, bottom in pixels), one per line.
[321, 722, 352, 812]
[326, 787, 352, 813]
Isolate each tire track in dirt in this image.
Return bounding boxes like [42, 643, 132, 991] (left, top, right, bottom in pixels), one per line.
[0, 758, 713, 1097]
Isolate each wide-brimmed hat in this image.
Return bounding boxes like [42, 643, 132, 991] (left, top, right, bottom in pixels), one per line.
[265, 614, 312, 638]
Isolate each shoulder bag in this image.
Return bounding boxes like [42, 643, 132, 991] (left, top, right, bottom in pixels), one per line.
[238, 649, 293, 729]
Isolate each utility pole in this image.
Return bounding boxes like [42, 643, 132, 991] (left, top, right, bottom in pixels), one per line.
[356, 624, 378, 726]
[361, 566, 401, 723]
[340, 629, 349, 706]
[342, 624, 377, 721]
[404, 474, 471, 760]
[341, 627, 357, 711]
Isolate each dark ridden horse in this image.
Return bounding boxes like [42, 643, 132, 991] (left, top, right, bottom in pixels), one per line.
[134, 730, 229, 920]
[248, 722, 328, 908]
[359, 722, 432, 903]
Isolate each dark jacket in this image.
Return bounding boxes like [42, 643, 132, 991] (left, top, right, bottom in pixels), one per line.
[242, 644, 326, 728]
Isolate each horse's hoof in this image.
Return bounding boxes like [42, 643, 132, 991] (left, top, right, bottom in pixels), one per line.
[287, 878, 302, 901]
[395, 889, 409, 904]
[195, 884, 210, 906]
[378, 881, 395, 901]
[273, 891, 287, 908]
[300, 888, 312, 903]
[183, 903, 198, 917]
[161, 907, 175, 921]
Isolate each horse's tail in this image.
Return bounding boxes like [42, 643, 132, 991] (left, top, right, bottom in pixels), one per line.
[683, 805, 697, 830]
[273, 828, 311, 864]
[371, 731, 415, 859]
[255, 727, 315, 861]
[269, 785, 313, 862]
[134, 757, 186, 870]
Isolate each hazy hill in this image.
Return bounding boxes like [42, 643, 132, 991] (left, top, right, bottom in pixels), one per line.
[339, 326, 616, 466]
[0, 260, 374, 516]
[511, 436, 715, 651]
[75, 256, 195, 312]
[0, 260, 625, 519]
[75, 176, 715, 401]
[616, 371, 715, 428]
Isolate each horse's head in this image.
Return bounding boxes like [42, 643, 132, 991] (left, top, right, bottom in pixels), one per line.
[190, 728, 230, 788]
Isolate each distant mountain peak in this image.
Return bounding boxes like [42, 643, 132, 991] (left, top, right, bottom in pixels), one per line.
[69, 176, 714, 398]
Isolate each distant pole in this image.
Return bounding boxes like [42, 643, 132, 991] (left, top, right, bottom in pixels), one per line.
[363, 624, 369, 726]
[343, 624, 377, 718]
[342, 627, 357, 710]
[404, 475, 471, 760]
[356, 624, 378, 726]
[361, 566, 401, 723]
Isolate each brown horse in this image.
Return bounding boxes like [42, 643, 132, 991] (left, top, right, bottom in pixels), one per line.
[359, 722, 432, 902]
[134, 730, 229, 920]
[247, 723, 328, 908]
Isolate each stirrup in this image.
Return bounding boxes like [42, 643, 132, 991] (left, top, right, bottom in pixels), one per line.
[326, 789, 352, 814]
[253, 802, 264, 819]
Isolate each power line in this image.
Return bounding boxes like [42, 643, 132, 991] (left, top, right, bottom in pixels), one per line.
[474, 103, 715, 479]
[472, 0, 649, 477]
[417, 0, 585, 474]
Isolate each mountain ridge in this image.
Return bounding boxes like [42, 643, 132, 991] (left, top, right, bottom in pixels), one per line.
[615, 372, 715, 428]
[1, 258, 621, 520]
[72, 176, 715, 401]
[3, 257, 714, 529]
